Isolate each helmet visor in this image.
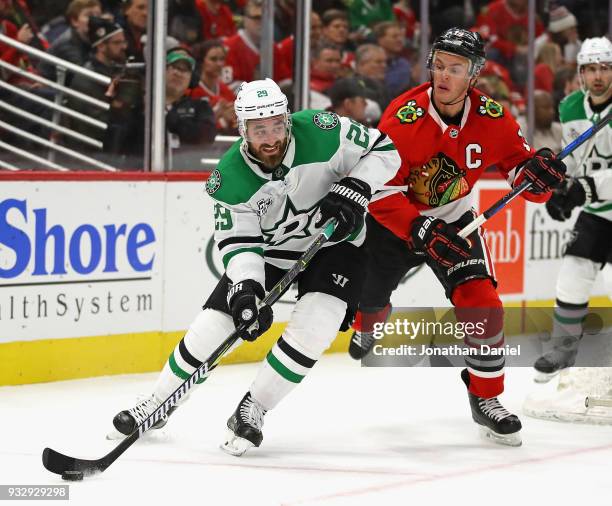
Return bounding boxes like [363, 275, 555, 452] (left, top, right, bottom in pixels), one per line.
[429, 51, 472, 79]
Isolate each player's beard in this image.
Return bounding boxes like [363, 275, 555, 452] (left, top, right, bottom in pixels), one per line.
[253, 139, 288, 170]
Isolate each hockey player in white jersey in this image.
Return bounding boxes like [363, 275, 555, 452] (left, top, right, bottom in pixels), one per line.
[536, 37, 612, 380]
[111, 79, 401, 455]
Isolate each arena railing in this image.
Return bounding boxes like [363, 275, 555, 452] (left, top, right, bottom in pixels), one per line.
[0, 33, 116, 172]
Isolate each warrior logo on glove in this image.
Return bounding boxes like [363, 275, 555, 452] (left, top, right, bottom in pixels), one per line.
[315, 177, 372, 242]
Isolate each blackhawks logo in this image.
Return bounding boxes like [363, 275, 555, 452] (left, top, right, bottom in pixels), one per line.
[396, 100, 425, 124]
[409, 153, 469, 207]
[477, 96, 504, 119]
[206, 169, 221, 195]
[313, 111, 339, 130]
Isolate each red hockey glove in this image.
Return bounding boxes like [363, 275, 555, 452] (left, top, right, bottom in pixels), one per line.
[410, 216, 471, 269]
[520, 148, 567, 194]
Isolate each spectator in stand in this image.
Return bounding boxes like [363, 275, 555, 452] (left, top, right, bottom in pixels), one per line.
[345, 0, 393, 43]
[535, 42, 562, 93]
[392, 0, 416, 41]
[353, 43, 391, 123]
[223, 0, 290, 90]
[310, 42, 341, 93]
[163, 47, 216, 169]
[119, 0, 147, 61]
[475, 0, 544, 84]
[274, 0, 295, 41]
[195, 0, 235, 41]
[327, 76, 368, 124]
[65, 17, 143, 163]
[190, 39, 237, 133]
[552, 66, 579, 119]
[40, 0, 102, 81]
[518, 90, 562, 152]
[535, 6, 580, 65]
[276, 11, 321, 81]
[374, 20, 411, 99]
[0, 0, 36, 83]
[168, 0, 203, 46]
[320, 9, 353, 73]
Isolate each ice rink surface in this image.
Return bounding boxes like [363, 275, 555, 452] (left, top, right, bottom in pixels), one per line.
[2, 354, 612, 506]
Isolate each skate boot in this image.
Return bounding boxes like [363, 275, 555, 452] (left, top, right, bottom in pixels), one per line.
[109, 394, 176, 439]
[461, 369, 522, 447]
[348, 304, 392, 360]
[534, 337, 579, 384]
[221, 392, 267, 456]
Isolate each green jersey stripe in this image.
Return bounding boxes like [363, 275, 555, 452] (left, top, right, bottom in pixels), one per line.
[222, 247, 265, 268]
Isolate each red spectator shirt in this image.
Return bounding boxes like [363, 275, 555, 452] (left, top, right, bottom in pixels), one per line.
[189, 79, 235, 107]
[369, 83, 543, 242]
[224, 30, 290, 87]
[393, 4, 416, 39]
[277, 36, 352, 81]
[0, 20, 23, 66]
[196, 0, 236, 40]
[475, 0, 544, 60]
[534, 63, 554, 92]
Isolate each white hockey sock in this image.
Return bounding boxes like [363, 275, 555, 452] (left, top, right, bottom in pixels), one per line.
[154, 308, 237, 401]
[250, 292, 347, 410]
[551, 302, 588, 343]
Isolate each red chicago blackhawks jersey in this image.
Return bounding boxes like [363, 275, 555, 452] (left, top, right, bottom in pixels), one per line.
[370, 82, 546, 242]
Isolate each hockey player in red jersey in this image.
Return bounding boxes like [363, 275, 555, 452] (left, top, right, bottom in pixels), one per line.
[349, 28, 567, 446]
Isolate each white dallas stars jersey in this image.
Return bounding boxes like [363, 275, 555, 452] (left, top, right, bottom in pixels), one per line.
[560, 90, 612, 220]
[205, 109, 401, 286]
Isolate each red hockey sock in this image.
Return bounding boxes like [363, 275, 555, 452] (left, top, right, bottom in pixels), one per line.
[452, 279, 505, 398]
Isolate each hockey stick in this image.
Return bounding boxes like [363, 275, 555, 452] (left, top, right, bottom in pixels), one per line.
[458, 109, 612, 239]
[42, 220, 337, 479]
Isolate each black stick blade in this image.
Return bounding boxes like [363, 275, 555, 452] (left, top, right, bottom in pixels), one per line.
[42, 448, 104, 477]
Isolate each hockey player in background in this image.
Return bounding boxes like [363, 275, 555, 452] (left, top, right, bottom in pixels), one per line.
[348, 28, 567, 446]
[535, 37, 612, 381]
[111, 79, 401, 455]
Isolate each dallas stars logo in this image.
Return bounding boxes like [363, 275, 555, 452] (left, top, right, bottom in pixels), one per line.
[261, 197, 319, 246]
[206, 169, 221, 195]
[313, 112, 339, 130]
[477, 96, 504, 119]
[583, 145, 612, 172]
[396, 100, 424, 124]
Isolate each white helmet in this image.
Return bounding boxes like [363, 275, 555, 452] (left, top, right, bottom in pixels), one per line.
[577, 37, 612, 68]
[234, 78, 290, 140]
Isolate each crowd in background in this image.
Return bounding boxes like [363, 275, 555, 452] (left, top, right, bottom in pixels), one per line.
[0, 0, 608, 170]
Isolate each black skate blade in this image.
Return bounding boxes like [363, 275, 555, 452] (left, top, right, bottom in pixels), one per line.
[42, 448, 104, 477]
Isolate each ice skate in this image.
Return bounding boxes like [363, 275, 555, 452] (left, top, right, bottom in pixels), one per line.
[220, 392, 267, 456]
[348, 305, 392, 360]
[108, 394, 176, 439]
[348, 329, 377, 360]
[533, 337, 580, 384]
[461, 369, 522, 447]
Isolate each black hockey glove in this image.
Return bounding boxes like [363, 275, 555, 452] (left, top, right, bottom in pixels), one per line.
[546, 176, 598, 222]
[227, 279, 273, 342]
[315, 177, 372, 242]
[521, 148, 567, 194]
[410, 216, 471, 269]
